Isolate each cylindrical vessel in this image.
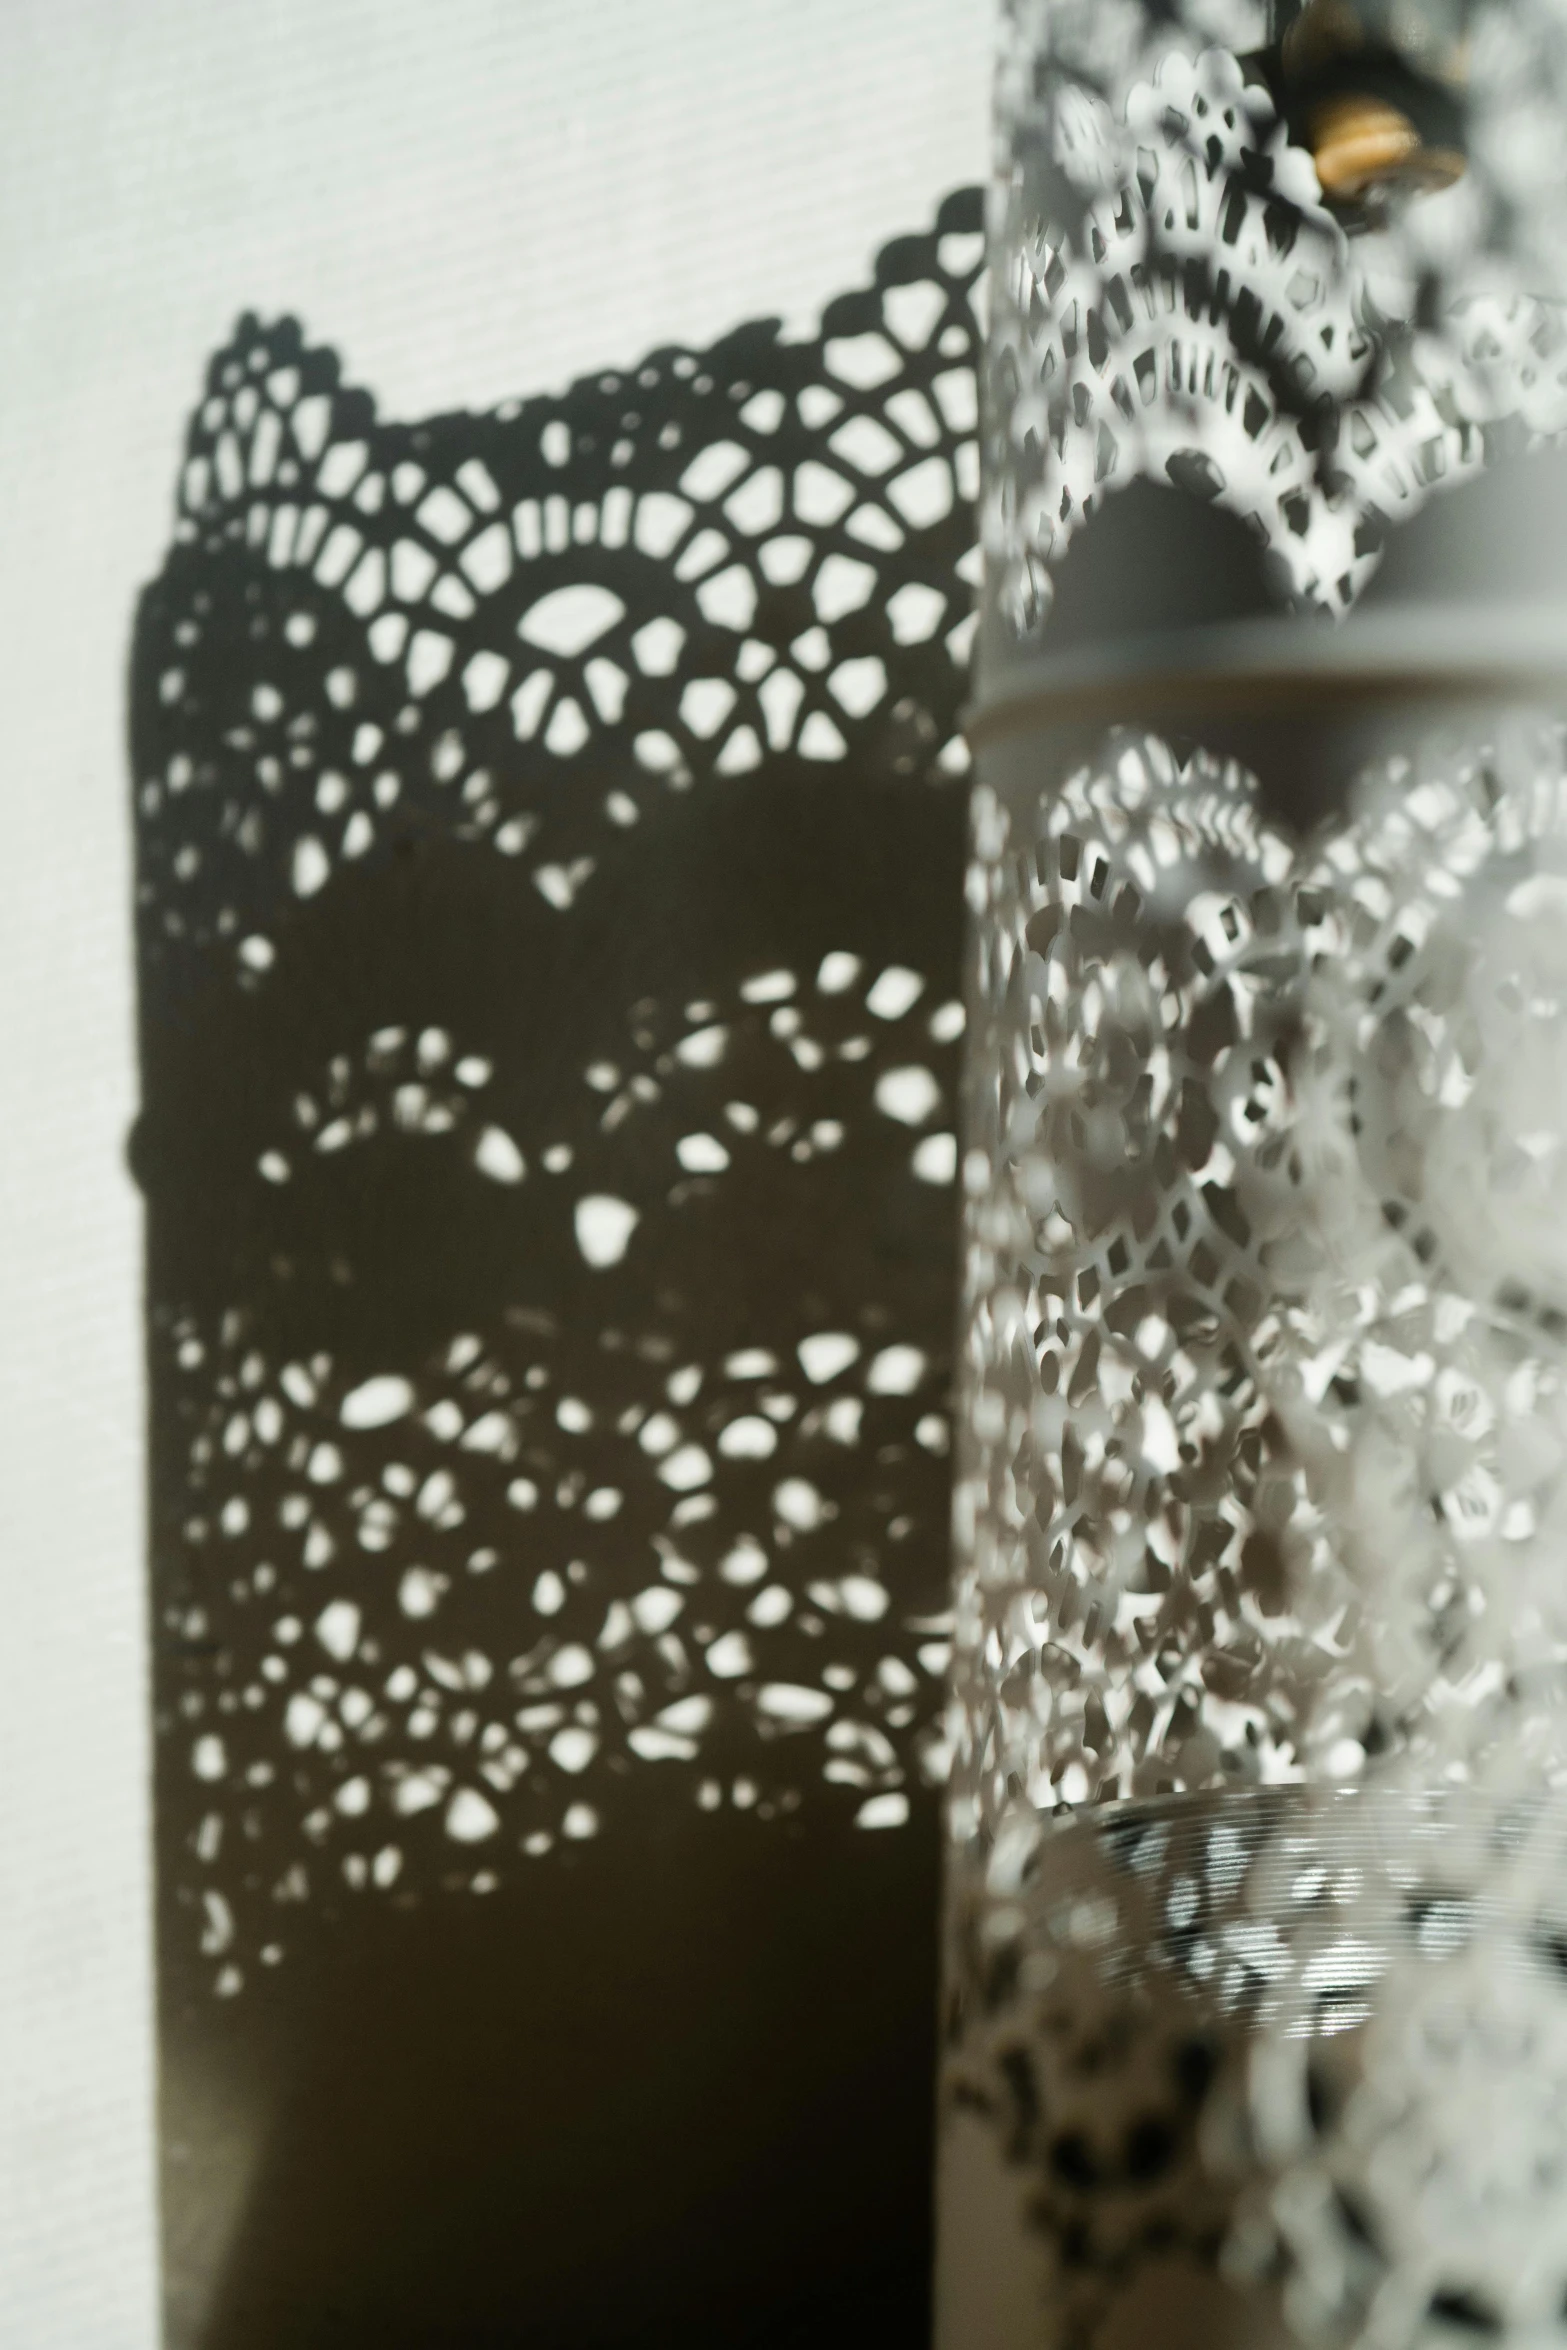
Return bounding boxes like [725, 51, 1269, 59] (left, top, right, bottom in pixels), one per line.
[939, 6, 1567, 2343]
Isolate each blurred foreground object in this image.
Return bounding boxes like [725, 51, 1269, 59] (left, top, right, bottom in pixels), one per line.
[938, 4, 1567, 2343]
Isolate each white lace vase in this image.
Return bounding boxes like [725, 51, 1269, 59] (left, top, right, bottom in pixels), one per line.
[939, 6, 1567, 2344]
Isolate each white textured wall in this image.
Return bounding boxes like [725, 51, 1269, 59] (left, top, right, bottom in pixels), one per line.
[0, 5, 990, 2339]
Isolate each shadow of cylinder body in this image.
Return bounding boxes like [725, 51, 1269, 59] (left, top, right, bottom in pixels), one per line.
[133, 194, 984, 2348]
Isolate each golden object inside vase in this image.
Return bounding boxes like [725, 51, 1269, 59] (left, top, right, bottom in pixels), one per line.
[1309, 90, 1465, 199]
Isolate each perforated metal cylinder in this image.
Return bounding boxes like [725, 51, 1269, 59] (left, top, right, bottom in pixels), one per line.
[938, 7, 1567, 2343]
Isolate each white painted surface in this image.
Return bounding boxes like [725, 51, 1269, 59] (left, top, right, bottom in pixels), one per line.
[0, 3, 989, 2340]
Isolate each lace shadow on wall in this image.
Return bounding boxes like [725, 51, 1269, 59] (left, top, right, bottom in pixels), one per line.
[131, 189, 982, 1997]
